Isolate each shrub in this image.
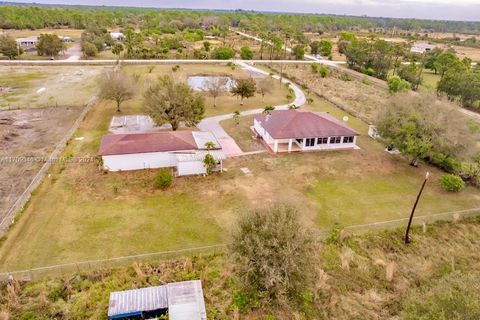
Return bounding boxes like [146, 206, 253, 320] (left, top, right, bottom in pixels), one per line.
[387, 75, 411, 93]
[340, 73, 352, 81]
[311, 62, 319, 73]
[440, 174, 465, 192]
[240, 46, 253, 60]
[81, 41, 98, 58]
[230, 205, 317, 305]
[318, 65, 330, 78]
[365, 67, 375, 76]
[154, 169, 173, 190]
[211, 46, 234, 60]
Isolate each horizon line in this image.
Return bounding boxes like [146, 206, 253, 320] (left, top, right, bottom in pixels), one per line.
[1, 1, 480, 24]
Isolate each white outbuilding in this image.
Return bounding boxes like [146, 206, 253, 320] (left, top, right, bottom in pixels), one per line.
[110, 32, 124, 42]
[99, 131, 225, 176]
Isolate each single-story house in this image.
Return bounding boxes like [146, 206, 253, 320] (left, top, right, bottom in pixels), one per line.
[108, 280, 207, 320]
[252, 110, 359, 153]
[110, 32, 124, 42]
[410, 43, 436, 54]
[16, 36, 38, 47]
[99, 130, 225, 175]
[60, 36, 73, 42]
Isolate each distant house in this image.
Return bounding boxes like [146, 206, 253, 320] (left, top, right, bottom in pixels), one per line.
[99, 130, 225, 175]
[60, 36, 73, 42]
[110, 32, 124, 42]
[410, 43, 436, 54]
[16, 36, 38, 47]
[108, 280, 207, 320]
[253, 110, 359, 153]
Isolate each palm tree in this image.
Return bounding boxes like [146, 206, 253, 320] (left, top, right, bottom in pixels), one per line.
[263, 105, 275, 115]
[203, 141, 217, 175]
[233, 110, 241, 125]
[204, 141, 216, 150]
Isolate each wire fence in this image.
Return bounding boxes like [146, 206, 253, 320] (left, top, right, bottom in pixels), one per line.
[0, 244, 227, 282]
[0, 97, 97, 235]
[343, 207, 480, 234]
[2, 208, 479, 282]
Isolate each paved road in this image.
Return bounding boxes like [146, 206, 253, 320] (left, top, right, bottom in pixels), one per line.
[197, 60, 306, 157]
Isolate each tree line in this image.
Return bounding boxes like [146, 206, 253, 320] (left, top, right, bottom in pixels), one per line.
[1, 4, 480, 33]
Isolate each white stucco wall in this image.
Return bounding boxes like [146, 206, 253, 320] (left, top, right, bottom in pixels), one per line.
[177, 161, 207, 176]
[102, 151, 178, 171]
[271, 136, 357, 152]
[254, 119, 275, 144]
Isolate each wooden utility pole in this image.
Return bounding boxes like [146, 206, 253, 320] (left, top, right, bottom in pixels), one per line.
[405, 172, 430, 244]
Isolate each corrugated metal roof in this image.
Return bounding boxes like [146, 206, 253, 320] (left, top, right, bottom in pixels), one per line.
[108, 285, 168, 318]
[192, 131, 221, 149]
[167, 280, 207, 320]
[175, 150, 226, 162]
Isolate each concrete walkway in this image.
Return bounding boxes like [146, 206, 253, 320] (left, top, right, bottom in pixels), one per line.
[197, 60, 306, 157]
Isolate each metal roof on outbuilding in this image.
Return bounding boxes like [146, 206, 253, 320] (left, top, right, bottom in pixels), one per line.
[175, 150, 226, 162]
[107, 285, 168, 319]
[107, 280, 207, 320]
[168, 280, 207, 320]
[192, 131, 221, 149]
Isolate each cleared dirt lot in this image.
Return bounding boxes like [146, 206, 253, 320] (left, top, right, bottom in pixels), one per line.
[0, 66, 103, 110]
[0, 106, 83, 217]
[0, 65, 103, 225]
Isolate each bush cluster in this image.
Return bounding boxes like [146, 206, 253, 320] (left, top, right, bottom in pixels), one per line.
[440, 174, 465, 192]
[154, 169, 173, 190]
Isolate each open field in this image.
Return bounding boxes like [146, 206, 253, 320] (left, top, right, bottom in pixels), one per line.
[122, 64, 291, 117]
[268, 63, 389, 121]
[0, 66, 103, 110]
[445, 44, 480, 62]
[0, 28, 84, 39]
[1, 85, 479, 271]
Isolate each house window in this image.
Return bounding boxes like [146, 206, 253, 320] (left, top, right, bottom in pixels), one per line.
[329, 137, 336, 144]
[343, 136, 354, 143]
[317, 137, 328, 144]
[306, 138, 315, 147]
[334, 137, 341, 144]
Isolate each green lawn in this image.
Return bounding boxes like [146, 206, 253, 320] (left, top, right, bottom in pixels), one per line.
[1, 73, 479, 272]
[221, 114, 264, 152]
[420, 69, 441, 91]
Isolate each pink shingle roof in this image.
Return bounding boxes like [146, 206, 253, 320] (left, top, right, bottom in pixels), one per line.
[99, 131, 197, 156]
[255, 110, 358, 139]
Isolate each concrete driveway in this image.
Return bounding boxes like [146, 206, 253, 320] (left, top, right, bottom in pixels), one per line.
[197, 60, 306, 157]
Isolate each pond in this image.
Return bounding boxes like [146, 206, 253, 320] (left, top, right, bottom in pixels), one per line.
[187, 76, 236, 91]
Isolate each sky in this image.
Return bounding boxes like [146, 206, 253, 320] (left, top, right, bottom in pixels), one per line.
[4, 0, 480, 21]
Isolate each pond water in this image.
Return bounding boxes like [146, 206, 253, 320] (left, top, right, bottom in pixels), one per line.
[187, 76, 236, 91]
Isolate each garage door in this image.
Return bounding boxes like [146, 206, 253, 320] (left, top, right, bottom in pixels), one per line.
[177, 161, 206, 176]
